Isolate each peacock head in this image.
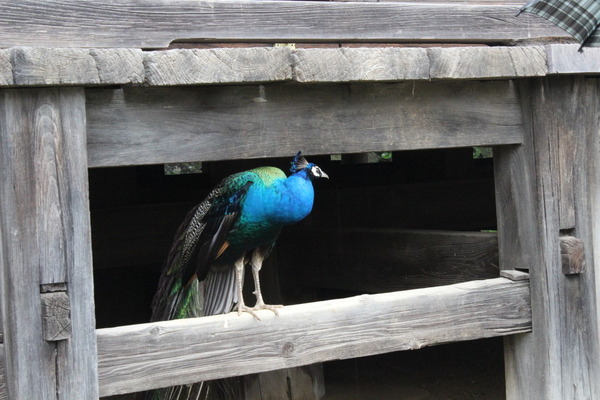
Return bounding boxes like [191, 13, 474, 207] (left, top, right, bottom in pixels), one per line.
[290, 151, 329, 180]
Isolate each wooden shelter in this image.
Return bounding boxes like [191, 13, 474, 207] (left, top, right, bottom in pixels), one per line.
[0, 1, 599, 399]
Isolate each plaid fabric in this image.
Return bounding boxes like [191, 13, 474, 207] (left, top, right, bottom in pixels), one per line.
[520, 0, 600, 46]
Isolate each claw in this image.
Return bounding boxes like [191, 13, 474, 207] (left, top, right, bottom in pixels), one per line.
[236, 303, 262, 320]
[255, 302, 283, 316]
[234, 303, 283, 320]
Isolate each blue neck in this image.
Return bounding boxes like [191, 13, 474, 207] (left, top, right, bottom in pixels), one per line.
[243, 170, 315, 226]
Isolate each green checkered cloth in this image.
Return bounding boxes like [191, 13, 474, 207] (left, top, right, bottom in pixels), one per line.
[519, 0, 600, 47]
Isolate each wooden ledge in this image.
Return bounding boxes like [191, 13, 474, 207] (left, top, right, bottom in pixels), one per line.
[2, 44, 599, 88]
[96, 277, 531, 396]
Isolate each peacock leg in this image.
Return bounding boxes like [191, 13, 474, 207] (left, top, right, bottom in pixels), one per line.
[233, 255, 261, 319]
[250, 246, 283, 315]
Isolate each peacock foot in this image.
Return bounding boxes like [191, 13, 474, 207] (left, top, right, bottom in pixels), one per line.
[254, 303, 283, 315]
[235, 303, 283, 320]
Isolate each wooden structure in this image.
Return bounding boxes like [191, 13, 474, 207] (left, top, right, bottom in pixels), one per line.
[0, 1, 599, 399]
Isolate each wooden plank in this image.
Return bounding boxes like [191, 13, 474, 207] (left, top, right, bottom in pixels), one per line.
[0, 88, 98, 399]
[0, 1, 567, 48]
[10, 47, 144, 86]
[0, 344, 5, 400]
[96, 277, 531, 396]
[293, 47, 430, 82]
[0, 50, 12, 86]
[560, 236, 585, 275]
[86, 81, 523, 167]
[278, 229, 499, 293]
[546, 44, 600, 74]
[499, 78, 600, 399]
[3, 45, 599, 88]
[428, 46, 548, 79]
[144, 47, 293, 85]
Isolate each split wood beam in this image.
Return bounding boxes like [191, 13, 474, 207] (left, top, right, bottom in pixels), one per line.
[0, 88, 98, 399]
[0, 1, 567, 48]
[96, 277, 531, 397]
[494, 77, 600, 399]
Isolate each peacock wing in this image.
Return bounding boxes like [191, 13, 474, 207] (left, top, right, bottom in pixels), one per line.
[150, 171, 258, 321]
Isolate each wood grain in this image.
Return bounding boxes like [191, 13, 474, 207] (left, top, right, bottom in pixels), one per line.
[144, 47, 293, 85]
[428, 46, 548, 79]
[0, 1, 567, 48]
[1, 45, 598, 88]
[0, 344, 5, 400]
[293, 47, 430, 82]
[500, 78, 600, 399]
[278, 229, 499, 292]
[11, 47, 144, 86]
[40, 292, 72, 342]
[0, 88, 98, 399]
[96, 277, 531, 396]
[0, 50, 12, 86]
[560, 236, 585, 275]
[86, 81, 523, 167]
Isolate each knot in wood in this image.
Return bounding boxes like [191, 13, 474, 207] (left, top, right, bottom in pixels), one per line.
[282, 342, 295, 358]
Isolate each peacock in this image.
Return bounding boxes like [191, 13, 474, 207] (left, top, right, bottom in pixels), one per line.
[144, 152, 328, 400]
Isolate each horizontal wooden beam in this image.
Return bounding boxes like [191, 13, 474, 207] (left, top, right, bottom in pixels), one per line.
[4, 44, 600, 88]
[86, 81, 523, 167]
[96, 277, 531, 396]
[0, 1, 567, 48]
[278, 229, 499, 292]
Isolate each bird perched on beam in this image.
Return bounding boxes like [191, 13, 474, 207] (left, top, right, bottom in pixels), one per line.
[145, 152, 327, 400]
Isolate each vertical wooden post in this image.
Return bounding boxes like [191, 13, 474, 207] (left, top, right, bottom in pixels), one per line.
[0, 88, 98, 399]
[495, 77, 600, 399]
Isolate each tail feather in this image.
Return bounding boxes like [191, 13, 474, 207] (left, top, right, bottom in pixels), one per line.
[203, 267, 238, 316]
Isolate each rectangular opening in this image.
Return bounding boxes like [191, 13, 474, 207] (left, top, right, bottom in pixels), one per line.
[89, 147, 528, 399]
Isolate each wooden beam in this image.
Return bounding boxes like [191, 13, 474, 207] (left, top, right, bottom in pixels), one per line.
[0, 88, 98, 399]
[86, 81, 523, 167]
[427, 46, 548, 79]
[144, 47, 293, 85]
[3, 45, 600, 88]
[10, 47, 144, 86]
[546, 44, 600, 75]
[278, 229, 499, 292]
[96, 277, 531, 396]
[0, 1, 567, 48]
[0, 344, 5, 400]
[497, 78, 600, 399]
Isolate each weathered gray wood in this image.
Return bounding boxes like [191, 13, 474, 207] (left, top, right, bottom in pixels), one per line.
[86, 81, 523, 167]
[0, 88, 98, 399]
[546, 44, 600, 74]
[428, 46, 547, 79]
[0, 344, 5, 400]
[278, 229, 499, 293]
[499, 78, 600, 399]
[0, 1, 567, 48]
[244, 365, 324, 400]
[0, 50, 12, 86]
[4, 45, 600, 87]
[96, 277, 531, 396]
[10, 47, 144, 86]
[41, 292, 72, 342]
[560, 236, 586, 275]
[144, 47, 293, 85]
[499, 270, 530, 281]
[293, 47, 430, 82]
